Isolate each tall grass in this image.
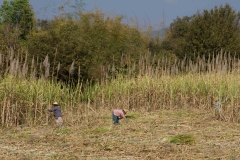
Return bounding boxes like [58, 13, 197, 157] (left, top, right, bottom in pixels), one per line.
[0, 48, 240, 127]
[87, 51, 240, 122]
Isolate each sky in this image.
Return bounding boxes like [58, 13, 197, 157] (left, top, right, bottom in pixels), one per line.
[1, 0, 240, 29]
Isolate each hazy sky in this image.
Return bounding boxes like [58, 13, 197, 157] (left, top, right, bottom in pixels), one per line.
[1, 0, 240, 29]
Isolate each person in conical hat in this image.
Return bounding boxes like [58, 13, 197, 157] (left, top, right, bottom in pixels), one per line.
[48, 102, 63, 126]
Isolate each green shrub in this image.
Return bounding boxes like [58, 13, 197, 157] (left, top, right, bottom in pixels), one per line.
[169, 134, 195, 145]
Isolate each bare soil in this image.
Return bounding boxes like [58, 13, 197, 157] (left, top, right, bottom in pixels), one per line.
[1, 109, 240, 160]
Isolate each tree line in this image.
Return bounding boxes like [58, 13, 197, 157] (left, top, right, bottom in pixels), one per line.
[0, 0, 240, 82]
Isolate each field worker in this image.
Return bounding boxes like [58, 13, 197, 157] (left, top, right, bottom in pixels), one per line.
[215, 97, 227, 120]
[112, 109, 128, 125]
[48, 102, 63, 126]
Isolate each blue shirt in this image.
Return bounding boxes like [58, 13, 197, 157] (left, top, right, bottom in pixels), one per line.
[48, 106, 62, 119]
[215, 101, 220, 110]
[215, 100, 226, 110]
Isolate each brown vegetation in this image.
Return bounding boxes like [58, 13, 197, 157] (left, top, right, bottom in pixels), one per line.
[1, 109, 240, 159]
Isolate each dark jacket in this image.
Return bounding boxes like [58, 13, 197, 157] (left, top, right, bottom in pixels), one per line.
[48, 106, 62, 119]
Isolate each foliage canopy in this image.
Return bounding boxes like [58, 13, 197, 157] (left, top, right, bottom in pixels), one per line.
[162, 3, 240, 59]
[0, 0, 35, 39]
[27, 9, 150, 82]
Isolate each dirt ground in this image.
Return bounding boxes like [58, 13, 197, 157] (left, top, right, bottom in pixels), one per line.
[1, 109, 240, 160]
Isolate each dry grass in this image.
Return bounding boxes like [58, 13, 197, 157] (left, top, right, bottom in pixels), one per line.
[1, 108, 240, 160]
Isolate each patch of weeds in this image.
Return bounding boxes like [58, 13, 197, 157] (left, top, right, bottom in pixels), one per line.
[92, 127, 109, 133]
[54, 128, 71, 134]
[45, 152, 57, 158]
[126, 113, 138, 119]
[169, 134, 195, 145]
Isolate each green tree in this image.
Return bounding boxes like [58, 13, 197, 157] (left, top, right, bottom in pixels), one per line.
[0, 0, 35, 39]
[27, 9, 150, 82]
[187, 4, 240, 58]
[160, 16, 192, 59]
[162, 3, 240, 59]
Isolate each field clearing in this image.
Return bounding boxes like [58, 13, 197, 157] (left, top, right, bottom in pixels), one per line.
[1, 108, 240, 160]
